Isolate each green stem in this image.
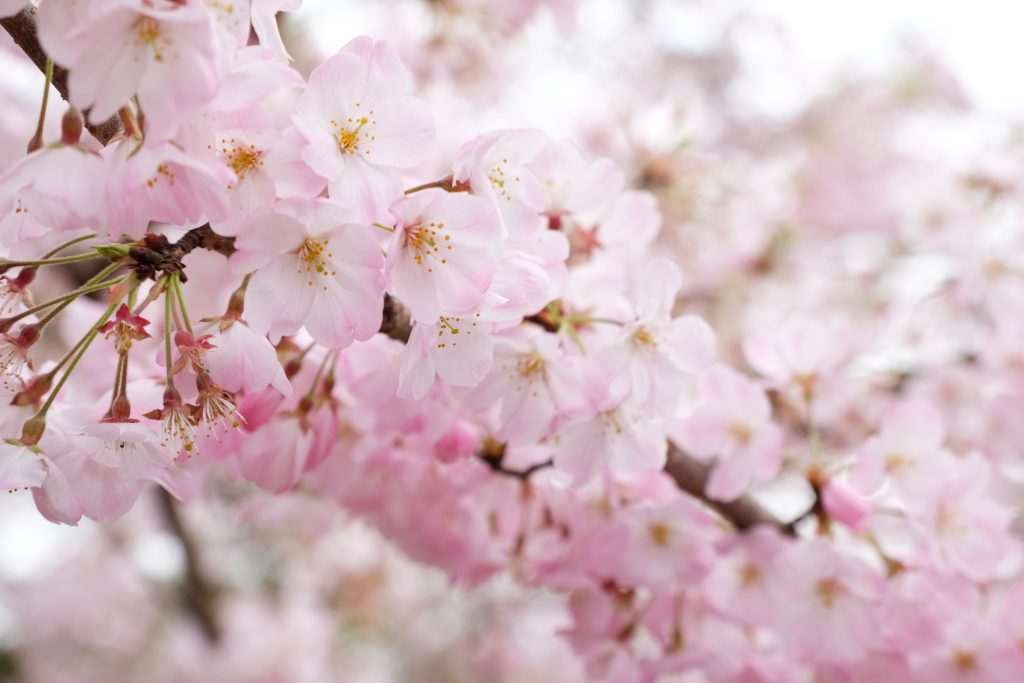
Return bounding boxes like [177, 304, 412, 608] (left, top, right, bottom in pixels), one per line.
[30, 59, 53, 149]
[36, 284, 134, 418]
[4, 274, 125, 327]
[564, 316, 623, 327]
[5, 251, 104, 269]
[163, 277, 175, 385]
[42, 233, 97, 259]
[34, 263, 122, 329]
[110, 352, 126, 406]
[171, 274, 192, 334]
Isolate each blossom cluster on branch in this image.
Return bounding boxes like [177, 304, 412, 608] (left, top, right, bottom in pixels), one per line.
[1, 1, 1023, 682]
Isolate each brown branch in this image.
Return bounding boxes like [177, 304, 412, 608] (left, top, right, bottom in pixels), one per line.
[155, 487, 221, 643]
[476, 439, 553, 479]
[379, 293, 412, 343]
[1, 8, 121, 144]
[128, 225, 236, 281]
[664, 445, 794, 534]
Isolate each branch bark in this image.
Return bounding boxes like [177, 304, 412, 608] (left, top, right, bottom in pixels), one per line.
[665, 446, 792, 533]
[155, 488, 221, 644]
[1, 8, 121, 144]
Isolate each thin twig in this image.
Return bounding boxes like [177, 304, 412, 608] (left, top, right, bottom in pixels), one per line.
[1, 8, 122, 144]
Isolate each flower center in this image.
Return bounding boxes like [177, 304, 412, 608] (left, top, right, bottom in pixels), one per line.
[728, 422, 753, 444]
[648, 521, 672, 547]
[516, 352, 547, 381]
[884, 452, 910, 472]
[953, 650, 977, 671]
[405, 221, 451, 273]
[134, 17, 169, 62]
[225, 143, 263, 182]
[434, 315, 478, 350]
[739, 563, 761, 587]
[488, 158, 520, 201]
[816, 578, 841, 609]
[632, 327, 658, 347]
[330, 105, 376, 156]
[297, 238, 336, 287]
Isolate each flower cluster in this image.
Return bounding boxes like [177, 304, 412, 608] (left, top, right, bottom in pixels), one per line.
[1, 1, 1023, 681]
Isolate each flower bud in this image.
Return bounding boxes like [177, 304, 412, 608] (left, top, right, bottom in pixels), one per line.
[19, 414, 46, 446]
[104, 394, 134, 423]
[12, 371, 53, 408]
[61, 106, 84, 146]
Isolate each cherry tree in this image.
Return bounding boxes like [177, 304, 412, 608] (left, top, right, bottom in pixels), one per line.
[0, 1, 1023, 681]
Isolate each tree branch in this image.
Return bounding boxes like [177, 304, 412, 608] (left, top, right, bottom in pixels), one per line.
[664, 445, 793, 533]
[155, 487, 221, 644]
[1, 8, 121, 144]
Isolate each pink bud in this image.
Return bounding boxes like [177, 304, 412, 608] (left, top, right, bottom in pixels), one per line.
[821, 478, 871, 533]
[61, 106, 84, 146]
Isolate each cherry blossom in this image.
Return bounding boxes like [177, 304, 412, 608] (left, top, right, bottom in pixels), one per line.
[292, 36, 435, 220]
[1, 2, 1023, 681]
[384, 190, 502, 323]
[231, 198, 385, 347]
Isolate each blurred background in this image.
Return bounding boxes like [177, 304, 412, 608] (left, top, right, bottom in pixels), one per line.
[2, 0, 1021, 680]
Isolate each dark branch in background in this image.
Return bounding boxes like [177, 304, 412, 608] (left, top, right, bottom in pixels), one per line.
[0, 8, 121, 144]
[155, 488, 221, 644]
[477, 439, 554, 480]
[380, 293, 412, 343]
[665, 446, 794, 534]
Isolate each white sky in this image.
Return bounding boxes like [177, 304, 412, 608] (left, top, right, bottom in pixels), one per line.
[766, 0, 1023, 115]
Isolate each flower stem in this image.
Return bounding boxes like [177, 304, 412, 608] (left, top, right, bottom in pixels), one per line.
[4, 251, 104, 269]
[41, 233, 97, 259]
[1, 274, 126, 330]
[34, 263, 122, 329]
[171, 273, 192, 334]
[27, 58, 53, 152]
[404, 176, 458, 195]
[36, 278, 137, 418]
[163, 276, 175, 385]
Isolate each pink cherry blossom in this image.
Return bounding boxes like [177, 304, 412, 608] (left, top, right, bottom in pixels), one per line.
[251, 0, 303, 60]
[601, 258, 716, 416]
[204, 320, 292, 397]
[452, 128, 548, 236]
[385, 190, 502, 323]
[104, 141, 233, 239]
[0, 440, 46, 490]
[673, 364, 783, 501]
[774, 540, 885, 663]
[37, 0, 223, 143]
[470, 327, 587, 445]
[292, 36, 435, 220]
[398, 313, 494, 399]
[821, 477, 871, 532]
[849, 398, 952, 496]
[554, 378, 668, 485]
[0, 144, 106, 244]
[49, 420, 178, 522]
[231, 198, 385, 347]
